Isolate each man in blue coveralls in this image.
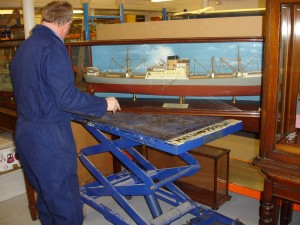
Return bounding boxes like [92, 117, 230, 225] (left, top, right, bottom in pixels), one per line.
[10, 1, 121, 225]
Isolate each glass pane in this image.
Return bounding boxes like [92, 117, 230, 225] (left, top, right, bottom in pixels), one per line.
[216, 153, 228, 202]
[70, 46, 91, 66]
[69, 45, 91, 83]
[295, 5, 300, 130]
[276, 4, 291, 140]
[276, 4, 300, 153]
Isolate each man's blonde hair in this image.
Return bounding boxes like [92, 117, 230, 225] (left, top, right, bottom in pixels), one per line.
[41, 1, 73, 25]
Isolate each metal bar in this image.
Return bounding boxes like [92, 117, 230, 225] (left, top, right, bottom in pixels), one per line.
[80, 192, 132, 225]
[83, 3, 89, 41]
[145, 194, 163, 218]
[150, 201, 197, 225]
[162, 8, 168, 20]
[83, 3, 125, 41]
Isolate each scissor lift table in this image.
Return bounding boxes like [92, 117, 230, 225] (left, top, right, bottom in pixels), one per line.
[73, 112, 243, 225]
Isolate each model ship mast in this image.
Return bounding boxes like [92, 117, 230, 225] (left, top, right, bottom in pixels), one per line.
[111, 47, 145, 77]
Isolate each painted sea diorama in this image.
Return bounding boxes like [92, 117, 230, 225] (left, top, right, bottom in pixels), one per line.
[84, 41, 263, 97]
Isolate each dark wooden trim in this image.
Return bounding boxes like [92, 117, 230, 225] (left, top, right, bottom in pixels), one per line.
[65, 36, 264, 47]
[191, 9, 265, 19]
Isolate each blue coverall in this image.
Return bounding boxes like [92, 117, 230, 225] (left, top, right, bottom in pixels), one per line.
[10, 25, 108, 225]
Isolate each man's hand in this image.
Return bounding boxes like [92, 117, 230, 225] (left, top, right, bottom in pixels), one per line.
[106, 97, 121, 113]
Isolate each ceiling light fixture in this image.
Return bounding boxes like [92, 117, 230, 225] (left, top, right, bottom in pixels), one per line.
[73, 10, 83, 14]
[151, 0, 174, 2]
[0, 10, 14, 15]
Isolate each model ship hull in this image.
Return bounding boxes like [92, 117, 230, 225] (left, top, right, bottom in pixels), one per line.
[85, 75, 262, 96]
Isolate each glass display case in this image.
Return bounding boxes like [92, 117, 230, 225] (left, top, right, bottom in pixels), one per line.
[252, 0, 300, 224]
[176, 145, 230, 210]
[0, 40, 21, 93]
[147, 145, 231, 210]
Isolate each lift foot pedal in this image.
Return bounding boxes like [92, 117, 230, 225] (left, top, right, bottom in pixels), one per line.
[188, 209, 244, 225]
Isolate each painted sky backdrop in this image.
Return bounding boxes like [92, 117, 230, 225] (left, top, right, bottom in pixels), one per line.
[91, 42, 263, 75]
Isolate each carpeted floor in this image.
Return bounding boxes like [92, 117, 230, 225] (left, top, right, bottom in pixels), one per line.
[1, 191, 300, 225]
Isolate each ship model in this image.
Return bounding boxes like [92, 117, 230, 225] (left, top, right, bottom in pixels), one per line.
[84, 48, 262, 97]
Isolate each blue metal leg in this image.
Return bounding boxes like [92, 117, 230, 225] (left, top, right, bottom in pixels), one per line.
[145, 194, 163, 218]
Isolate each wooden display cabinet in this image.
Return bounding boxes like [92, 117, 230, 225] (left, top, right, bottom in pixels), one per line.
[147, 145, 231, 210]
[0, 40, 21, 92]
[252, 0, 300, 224]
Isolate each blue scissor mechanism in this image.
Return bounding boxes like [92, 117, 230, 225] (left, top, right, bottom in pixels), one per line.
[73, 112, 243, 225]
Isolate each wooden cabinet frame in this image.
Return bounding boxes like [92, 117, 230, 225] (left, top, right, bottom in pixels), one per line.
[253, 1, 300, 224]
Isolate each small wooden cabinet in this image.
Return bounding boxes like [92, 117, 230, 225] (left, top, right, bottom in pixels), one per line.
[252, 0, 300, 224]
[147, 145, 231, 210]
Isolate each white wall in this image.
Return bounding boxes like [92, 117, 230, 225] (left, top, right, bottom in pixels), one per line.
[96, 15, 263, 40]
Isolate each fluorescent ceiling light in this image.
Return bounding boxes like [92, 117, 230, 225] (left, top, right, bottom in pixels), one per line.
[0, 10, 14, 15]
[151, 0, 174, 2]
[73, 10, 83, 14]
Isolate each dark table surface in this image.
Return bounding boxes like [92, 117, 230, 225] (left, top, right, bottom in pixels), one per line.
[75, 112, 243, 154]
